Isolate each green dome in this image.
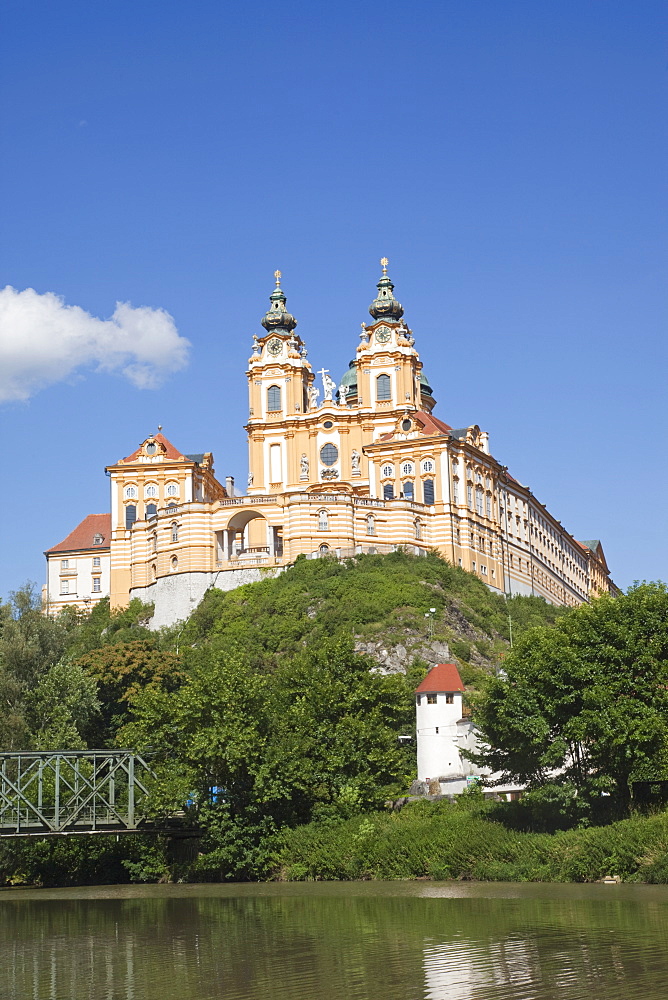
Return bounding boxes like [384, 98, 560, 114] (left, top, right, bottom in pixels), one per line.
[337, 361, 357, 402]
[420, 372, 433, 396]
[339, 362, 357, 388]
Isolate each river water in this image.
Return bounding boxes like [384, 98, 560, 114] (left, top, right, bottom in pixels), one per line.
[1, 880, 667, 999]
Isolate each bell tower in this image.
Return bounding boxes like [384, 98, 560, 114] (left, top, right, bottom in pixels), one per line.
[340, 259, 435, 416]
[245, 272, 314, 493]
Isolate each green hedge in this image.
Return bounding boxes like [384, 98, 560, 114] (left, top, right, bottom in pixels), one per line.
[277, 799, 668, 883]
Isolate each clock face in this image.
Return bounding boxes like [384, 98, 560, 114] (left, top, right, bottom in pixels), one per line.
[267, 338, 282, 356]
[375, 327, 391, 344]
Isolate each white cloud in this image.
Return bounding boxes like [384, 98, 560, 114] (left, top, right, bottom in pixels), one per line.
[0, 286, 191, 403]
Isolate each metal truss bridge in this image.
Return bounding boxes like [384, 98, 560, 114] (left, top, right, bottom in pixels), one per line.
[0, 750, 193, 839]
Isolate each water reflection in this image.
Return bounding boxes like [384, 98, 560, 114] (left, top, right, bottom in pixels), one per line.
[1, 882, 667, 1000]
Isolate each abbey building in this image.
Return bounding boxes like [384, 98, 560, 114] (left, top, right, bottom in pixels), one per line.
[44, 262, 617, 625]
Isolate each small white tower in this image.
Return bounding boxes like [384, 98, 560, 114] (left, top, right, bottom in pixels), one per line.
[415, 663, 467, 782]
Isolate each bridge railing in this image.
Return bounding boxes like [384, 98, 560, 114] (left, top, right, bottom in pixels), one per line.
[0, 750, 156, 837]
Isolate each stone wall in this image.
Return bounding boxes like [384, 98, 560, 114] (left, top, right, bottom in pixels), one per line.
[131, 565, 285, 629]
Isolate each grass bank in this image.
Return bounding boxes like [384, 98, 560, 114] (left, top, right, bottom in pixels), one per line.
[277, 798, 668, 883]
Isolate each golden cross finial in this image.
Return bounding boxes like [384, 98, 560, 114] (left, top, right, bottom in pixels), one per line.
[380, 257, 389, 274]
[274, 269, 282, 286]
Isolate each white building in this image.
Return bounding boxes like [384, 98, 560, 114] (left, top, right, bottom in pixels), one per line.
[43, 514, 111, 613]
[415, 663, 523, 798]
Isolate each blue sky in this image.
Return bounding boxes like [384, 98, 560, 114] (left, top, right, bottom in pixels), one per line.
[1, 0, 666, 597]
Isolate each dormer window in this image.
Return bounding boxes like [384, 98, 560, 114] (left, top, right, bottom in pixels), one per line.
[93, 533, 103, 546]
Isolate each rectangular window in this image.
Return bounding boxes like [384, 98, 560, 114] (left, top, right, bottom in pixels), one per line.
[467, 484, 473, 507]
[60, 580, 69, 595]
[445, 694, 454, 704]
[376, 374, 391, 400]
[423, 479, 435, 504]
[270, 443, 282, 483]
[486, 497, 491, 517]
[383, 483, 394, 500]
[472, 560, 476, 571]
[93, 556, 101, 567]
[426, 694, 437, 705]
[61, 559, 69, 569]
[452, 482, 459, 503]
[92, 578, 101, 593]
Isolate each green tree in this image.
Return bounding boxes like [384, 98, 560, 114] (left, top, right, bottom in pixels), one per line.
[471, 583, 668, 810]
[0, 584, 73, 748]
[76, 639, 183, 744]
[122, 638, 415, 878]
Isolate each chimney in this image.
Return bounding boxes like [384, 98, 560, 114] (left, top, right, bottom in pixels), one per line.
[225, 476, 235, 497]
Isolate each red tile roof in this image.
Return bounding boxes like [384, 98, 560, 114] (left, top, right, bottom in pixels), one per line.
[414, 411, 452, 436]
[415, 663, 465, 693]
[121, 433, 187, 463]
[45, 514, 111, 555]
[378, 410, 453, 442]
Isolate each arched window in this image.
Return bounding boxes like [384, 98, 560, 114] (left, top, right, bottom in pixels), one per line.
[319, 543, 330, 554]
[151, 532, 157, 553]
[145, 484, 158, 499]
[376, 374, 391, 401]
[366, 514, 375, 535]
[267, 385, 281, 411]
[383, 483, 394, 500]
[146, 503, 157, 518]
[166, 482, 179, 497]
[124, 485, 137, 500]
[166, 502, 178, 512]
[320, 443, 339, 466]
[125, 504, 137, 529]
[414, 519, 422, 540]
[403, 481, 414, 500]
[171, 522, 179, 543]
[423, 480, 435, 505]
[318, 510, 329, 531]
[381, 464, 394, 479]
[401, 461, 414, 476]
[171, 555, 178, 571]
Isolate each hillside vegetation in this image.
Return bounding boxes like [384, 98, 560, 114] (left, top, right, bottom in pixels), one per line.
[2, 550, 644, 888]
[175, 549, 565, 680]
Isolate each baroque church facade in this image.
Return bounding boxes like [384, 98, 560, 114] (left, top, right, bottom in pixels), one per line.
[44, 262, 616, 626]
